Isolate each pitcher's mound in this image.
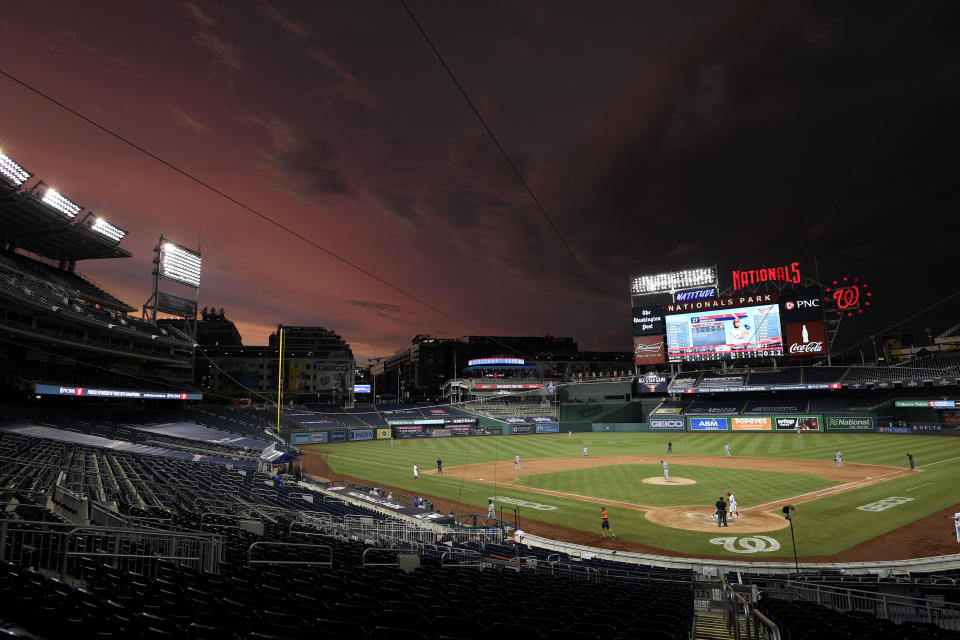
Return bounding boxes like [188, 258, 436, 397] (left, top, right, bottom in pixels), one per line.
[642, 477, 696, 485]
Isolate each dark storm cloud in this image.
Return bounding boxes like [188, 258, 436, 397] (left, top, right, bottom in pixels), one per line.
[246, 115, 351, 200]
[261, 3, 309, 41]
[347, 300, 418, 326]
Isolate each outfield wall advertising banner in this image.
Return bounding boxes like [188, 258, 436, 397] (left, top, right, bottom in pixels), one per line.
[774, 416, 821, 431]
[349, 429, 374, 441]
[879, 426, 911, 434]
[331, 431, 346, 442]
[511, 424, 534, 434]
[911, 423, 943, 433]
[689, 417, 729, 431]
[650, 418, 685, 431]
[376, 428, 392, 439]
[731, 417, 772, 431]
[290, 432, 328, 445]
[826, 416, 875, 430]
[394, 425, 425, 439]
[535, 423, 560, 433]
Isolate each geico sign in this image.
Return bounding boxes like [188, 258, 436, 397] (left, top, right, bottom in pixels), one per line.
[492, 497, 557, 511]
[856, 496, 914, 512]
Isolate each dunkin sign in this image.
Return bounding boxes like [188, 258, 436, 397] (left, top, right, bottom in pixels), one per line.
[785, 322, 826, 356]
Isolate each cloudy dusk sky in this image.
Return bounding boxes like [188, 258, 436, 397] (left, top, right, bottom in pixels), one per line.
[1, 2, 959, 361]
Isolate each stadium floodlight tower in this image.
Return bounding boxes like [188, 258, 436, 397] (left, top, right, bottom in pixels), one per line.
[629, 266, 718, 298]
[142, 236, 202, 337]
[0, 151, 33, 189]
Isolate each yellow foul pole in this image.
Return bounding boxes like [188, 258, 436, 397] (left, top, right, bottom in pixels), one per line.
[276, 327, 284, 435]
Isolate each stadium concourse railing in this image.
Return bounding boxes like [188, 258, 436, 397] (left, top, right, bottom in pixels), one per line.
[753, 578, 960, 631]
[0, 518, 223, 579]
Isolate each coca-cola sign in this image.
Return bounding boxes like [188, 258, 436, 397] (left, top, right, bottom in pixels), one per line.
[785, 322, 826, 357]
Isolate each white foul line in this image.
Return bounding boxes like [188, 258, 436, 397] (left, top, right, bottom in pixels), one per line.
[905, 483, 933, 492]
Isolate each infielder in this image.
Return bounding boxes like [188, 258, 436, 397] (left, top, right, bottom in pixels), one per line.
[661, 459, 669, 481]
[514, 454, 521, 470]
[436, 458, 443, 475]
[413, 463, 419, 479]
[727, 491, 739, 518]
[724, 442, 731, 457]
[583, 446, 589, 457]
[835, 450, 843, 468]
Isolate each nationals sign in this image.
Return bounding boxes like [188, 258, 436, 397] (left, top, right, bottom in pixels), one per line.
[785, 322, 827, 357]
[731, 262, 801, 291]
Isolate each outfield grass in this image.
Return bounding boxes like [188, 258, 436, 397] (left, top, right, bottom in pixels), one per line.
[313, 432, 960, 558]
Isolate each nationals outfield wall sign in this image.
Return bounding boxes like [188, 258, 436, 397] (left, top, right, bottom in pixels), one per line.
[731, 262, 801, 291]
[785, 322, 827, 357]
[634, 335, 666, 365]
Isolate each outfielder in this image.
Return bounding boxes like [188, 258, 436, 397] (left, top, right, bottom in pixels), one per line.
[724, 442, 731, 456]
[583, 446, 589, 457]
[413, 463, 419, 479]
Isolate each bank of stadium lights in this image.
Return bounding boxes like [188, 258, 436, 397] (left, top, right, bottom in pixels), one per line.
[0, 152, 32, 187]
[630, 266, 717, 296]
[39, 187, 82, 219]
[159, 241, 202, 288]
[90, 217, 127, 243]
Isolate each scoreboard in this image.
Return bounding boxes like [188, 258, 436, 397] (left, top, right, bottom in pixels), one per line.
[665, 303, 783, 362]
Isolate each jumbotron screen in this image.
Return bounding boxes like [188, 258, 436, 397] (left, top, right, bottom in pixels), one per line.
[665, 304, 783, 362]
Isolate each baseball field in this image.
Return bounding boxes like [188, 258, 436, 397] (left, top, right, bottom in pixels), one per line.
[301, 432, 960, 561]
